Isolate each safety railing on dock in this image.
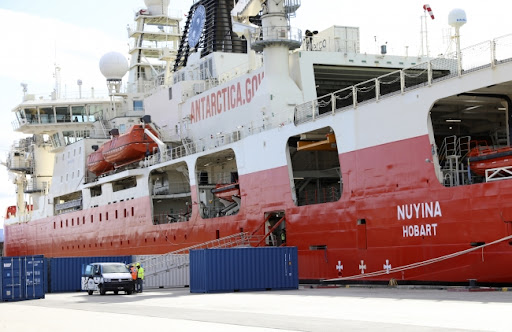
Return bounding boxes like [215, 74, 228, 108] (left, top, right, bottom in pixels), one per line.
[294, 34, 512, 125]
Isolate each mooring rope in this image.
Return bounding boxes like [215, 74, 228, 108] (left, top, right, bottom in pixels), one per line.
[326, 233, 512, 281]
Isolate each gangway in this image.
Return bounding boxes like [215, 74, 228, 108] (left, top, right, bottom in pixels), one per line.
[141, 232, 254, 277]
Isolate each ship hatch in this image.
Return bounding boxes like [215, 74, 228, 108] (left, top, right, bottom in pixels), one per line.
[196, 149, 240, 219]
[287, 126, 342, 206]
[150, 161, 192, 224]
[428, 82, 512, 186]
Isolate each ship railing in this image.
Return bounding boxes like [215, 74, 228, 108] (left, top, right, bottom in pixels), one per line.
[486, 165, 512, 182]
[140, 232, 252, 277]
[294, 33, 512, 125]
[142, 130, 243, 167]
[24, 178, 49, 194]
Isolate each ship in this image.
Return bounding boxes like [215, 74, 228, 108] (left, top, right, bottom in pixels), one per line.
[4, 0, 512, 285]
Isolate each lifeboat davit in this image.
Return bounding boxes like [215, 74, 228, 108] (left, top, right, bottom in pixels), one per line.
[211, 182, 240, 201]
[101, 125, 160, 167]
[468, 141, 512, 176]
[87, 145, 114, 176]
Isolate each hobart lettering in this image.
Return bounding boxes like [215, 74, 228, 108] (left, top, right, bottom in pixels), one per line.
[190, 72, 264, 123]
[402, 223, 437, 238]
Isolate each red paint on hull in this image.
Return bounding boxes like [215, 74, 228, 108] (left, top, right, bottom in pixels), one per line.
[5, 135, 512, 283]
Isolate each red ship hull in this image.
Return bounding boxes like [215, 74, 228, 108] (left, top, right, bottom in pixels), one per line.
[5, 135, 512, 283]
[102, 125, 159, 167]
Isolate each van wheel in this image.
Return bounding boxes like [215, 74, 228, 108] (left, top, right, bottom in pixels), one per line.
[126, 290, 132, 295]
[99, 285, 106, 295]
[114, 291, 119, 295]
[87, 290, 93, 295]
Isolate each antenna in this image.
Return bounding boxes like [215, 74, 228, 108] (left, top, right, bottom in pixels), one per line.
[421, 4, 435, 57]
[448, 8, 467, 76]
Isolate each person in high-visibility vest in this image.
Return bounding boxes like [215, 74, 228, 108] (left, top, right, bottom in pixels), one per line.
[136, 262, 145, 293]
[129, 264, 138, 293]
[280, 229, 286, 245]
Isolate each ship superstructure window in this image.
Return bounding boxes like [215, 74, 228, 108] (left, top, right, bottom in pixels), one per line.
[287, 127, 342, 206]
[54, 191, 83, 215]
[196, 149, 241, 219]
[90, 185, 102, 197]
[40, 107, 54, 123]
[71, 106, 86, 122]
[133, 100, 143, 111]
[112, 176, 137, 192]
[55, 106, 69, 122]
[150, 162, 192, 224]
[428, 92, 510, 187]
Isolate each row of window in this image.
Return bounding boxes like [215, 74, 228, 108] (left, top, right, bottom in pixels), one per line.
[53, 207, 135, 229]
[58, 234, 189, 252]
[56, 146, 83, 163]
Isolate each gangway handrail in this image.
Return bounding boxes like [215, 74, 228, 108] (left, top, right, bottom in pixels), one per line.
[141, 232, 252, 276]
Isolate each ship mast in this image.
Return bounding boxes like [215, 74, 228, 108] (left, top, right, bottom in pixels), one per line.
[234, 0, 304, 124]
[126, 0, 182, 93]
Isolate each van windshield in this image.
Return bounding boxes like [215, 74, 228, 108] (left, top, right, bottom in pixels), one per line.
[102, 264, 129, 273]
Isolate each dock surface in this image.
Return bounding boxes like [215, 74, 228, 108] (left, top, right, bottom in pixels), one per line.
[1, 286, 511, 331]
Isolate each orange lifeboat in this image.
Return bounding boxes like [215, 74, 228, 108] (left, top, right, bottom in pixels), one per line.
[87, 145, 114, 176]
[468, 140, 512, 176]
[101, 125, 160, 167]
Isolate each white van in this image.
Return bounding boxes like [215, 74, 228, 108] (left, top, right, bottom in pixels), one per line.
[81, 262, 134, 295]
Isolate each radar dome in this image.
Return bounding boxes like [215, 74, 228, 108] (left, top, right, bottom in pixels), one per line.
[99, 52, 128, 80]
[448, 9, 467, 28]
[144, 0, 170, 15]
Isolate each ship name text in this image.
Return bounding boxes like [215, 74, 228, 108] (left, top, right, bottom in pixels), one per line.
[397, 201, 442, 221]
[190, 72, 265, 123]
[398, 201, 441, 238]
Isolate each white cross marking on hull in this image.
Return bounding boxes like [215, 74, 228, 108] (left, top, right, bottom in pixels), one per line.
[383, 259, 392, 274]
[359, 260, 366, 274]
[336, 261, 343, 272]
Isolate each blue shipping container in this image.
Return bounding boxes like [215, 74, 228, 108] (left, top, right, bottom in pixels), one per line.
[0, 256, 46, 301]
[48, 256, 132, 293]
[190, 247, 298, 293]
[24, 256, 45, 300]
[1, 257, 24, 301]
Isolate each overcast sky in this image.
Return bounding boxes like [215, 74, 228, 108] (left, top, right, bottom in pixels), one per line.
[0, 0, 510, 229]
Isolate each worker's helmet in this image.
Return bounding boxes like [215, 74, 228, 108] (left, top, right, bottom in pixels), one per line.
[136, 262, 141, 267]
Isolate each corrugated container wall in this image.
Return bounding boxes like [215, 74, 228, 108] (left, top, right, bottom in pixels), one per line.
[190, 247, 298, 293]
[133, 254, 190, 289]
[1, 256, 45, 301]
[48, 256, 132, 293]
[24, 256, 45, 300]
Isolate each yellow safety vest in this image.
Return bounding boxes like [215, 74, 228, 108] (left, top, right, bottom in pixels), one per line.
[137, 267, 145, 279]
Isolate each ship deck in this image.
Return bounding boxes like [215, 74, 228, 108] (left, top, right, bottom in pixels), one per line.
[2, 286, 511, 331]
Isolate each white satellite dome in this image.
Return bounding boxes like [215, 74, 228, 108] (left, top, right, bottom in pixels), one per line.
[448, 8, 467, 28]
[99, 52, 128, 80]
[144, 0, 170, 15]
